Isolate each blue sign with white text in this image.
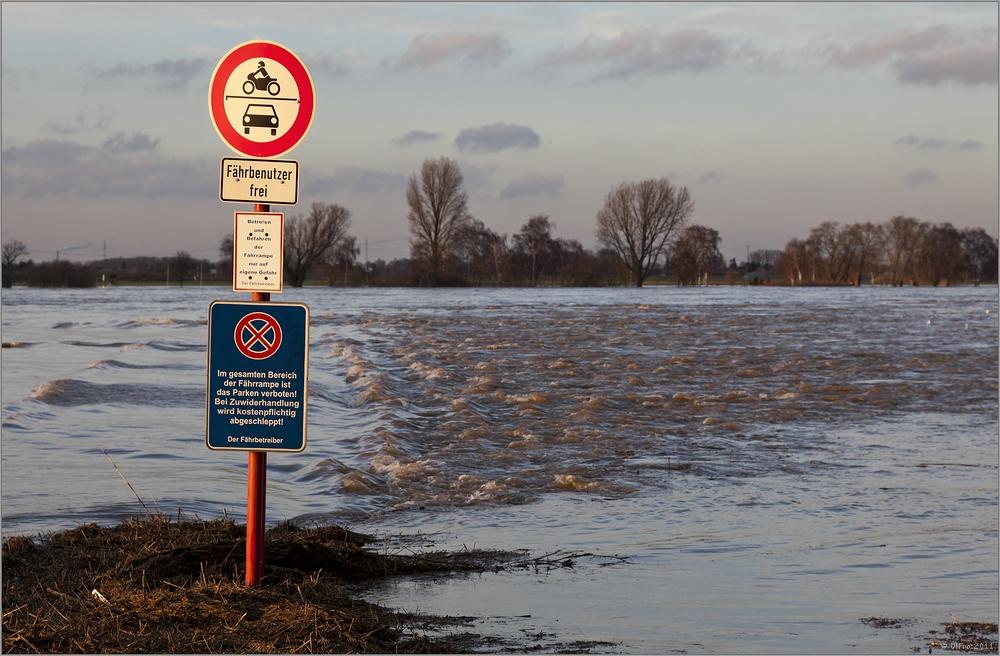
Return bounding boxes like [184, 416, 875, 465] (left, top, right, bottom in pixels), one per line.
[206, 301, 309, 452]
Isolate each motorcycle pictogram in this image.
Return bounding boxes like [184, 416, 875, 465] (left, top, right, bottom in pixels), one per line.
[243, 60, 280, 96]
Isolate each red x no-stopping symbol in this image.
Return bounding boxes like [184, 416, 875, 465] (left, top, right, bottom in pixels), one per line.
[234, 312, 283, 360]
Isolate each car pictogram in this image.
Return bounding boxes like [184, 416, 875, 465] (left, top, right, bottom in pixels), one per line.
[243, 104, 278, 136]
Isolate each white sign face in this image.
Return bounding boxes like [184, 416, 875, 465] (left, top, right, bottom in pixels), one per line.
[220, 158, 298, 205]
[233, 212, 283, 293]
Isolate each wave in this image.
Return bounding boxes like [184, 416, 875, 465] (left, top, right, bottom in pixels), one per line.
[144, 341, 205, 352]
[87, 359, 201, 371]
[64, 340, 204, 352]
[118, 318, 206, 329]
[30, 379, 203, 407]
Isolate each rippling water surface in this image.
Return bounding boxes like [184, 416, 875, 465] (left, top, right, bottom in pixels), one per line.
[2, 285, 997, 652]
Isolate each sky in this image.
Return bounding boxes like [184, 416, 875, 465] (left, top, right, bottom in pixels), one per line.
[2, 2, 997, 265]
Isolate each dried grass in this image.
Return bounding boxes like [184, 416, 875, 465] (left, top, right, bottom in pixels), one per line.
[2, 517, 515, 653]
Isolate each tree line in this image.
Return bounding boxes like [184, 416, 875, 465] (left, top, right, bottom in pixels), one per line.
[267, 156, 705, 288]
[2, 156, 996, 288]
[778, 217, 998, 287]
[269, 156, 996, 288]
[0, 242, 223, 288]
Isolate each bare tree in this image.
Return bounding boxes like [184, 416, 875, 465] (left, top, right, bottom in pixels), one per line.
[170, 251, 194, 287]
[406, 157, 473, 286]
[512, 214, 556, 287]
[749, 249, 783, 268]
[596, 178, 694, 287]
[917, 222, 962, 286]
[808, 221, 857, 283]
[322, 235, 360, 286]
[846, 222, 883, 285]
[960, 228, 999, 285]
[671, 224, 724, 286]
[284, 202, 352, 287]
[454, 219, 509, 286]
[218, 234, 234, 281]
[778, 238, 811, 285]
[2, 238, 29, 288]
[883, 216, 926, 286]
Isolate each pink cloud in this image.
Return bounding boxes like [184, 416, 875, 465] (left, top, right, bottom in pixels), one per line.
[395, 32, 512, 69]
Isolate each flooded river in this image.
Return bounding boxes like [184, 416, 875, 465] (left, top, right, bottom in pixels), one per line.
[2, 285, 997, 652]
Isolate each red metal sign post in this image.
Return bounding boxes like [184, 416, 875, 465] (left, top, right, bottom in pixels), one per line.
[247, 204, 270, 586]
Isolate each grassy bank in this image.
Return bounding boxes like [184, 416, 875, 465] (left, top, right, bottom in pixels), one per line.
[1, 517, 520, 654]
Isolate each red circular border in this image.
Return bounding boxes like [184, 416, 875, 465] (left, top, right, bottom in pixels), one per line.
[234, 312, 283, 360]
[209, 41, 315, 158]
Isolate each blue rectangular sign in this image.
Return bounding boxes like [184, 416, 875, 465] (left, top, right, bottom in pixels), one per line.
[206, 301, 309, 452]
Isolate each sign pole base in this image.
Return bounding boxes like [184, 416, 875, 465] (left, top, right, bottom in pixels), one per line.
[246, 450, 266, 586]
[246, 203, 271, 587]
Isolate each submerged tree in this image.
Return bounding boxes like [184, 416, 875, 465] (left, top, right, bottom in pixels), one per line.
[406, 157, 473, 286]
[284, 202, 353, 287]
[596, 178, 694, 287]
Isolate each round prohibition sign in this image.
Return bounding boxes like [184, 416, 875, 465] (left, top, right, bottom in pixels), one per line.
[209, 40, 315, 158]
[234, 312, 283, 360]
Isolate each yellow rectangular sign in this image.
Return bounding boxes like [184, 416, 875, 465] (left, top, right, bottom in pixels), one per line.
[220, 158, 298, 205]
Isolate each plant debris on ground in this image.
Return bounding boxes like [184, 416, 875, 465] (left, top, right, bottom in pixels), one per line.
[862, 616, 998, 654]
[924, 619, 999, 654]
[2, 516, 524, 653]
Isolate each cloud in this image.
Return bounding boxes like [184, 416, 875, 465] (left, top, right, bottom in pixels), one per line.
[904, 169, 937, 186]
[394, 130, 444, 146]
[394, 32, 512, 69]
[893, 135, 985, 151]
[455, 122, 540, 153]
[697, 171, 729, 185]
[101, 132, 159, 154]
[300, 53, 349, 78]
[543, 28, 732, 79]
[1, 134, 214, 199]
[823, 25, 953, 69]
[893, 43, 998, 86]
[820, 25, 998, 86]
[1, 61, 38, 89]
[90, 57, 211, 91]
[302, 166, 407, 195]
[43, 105, 116, 136]
[500, 173, 565, 199]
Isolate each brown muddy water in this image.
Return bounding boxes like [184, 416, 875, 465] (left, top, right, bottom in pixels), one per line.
[2, 286, 997, 652]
